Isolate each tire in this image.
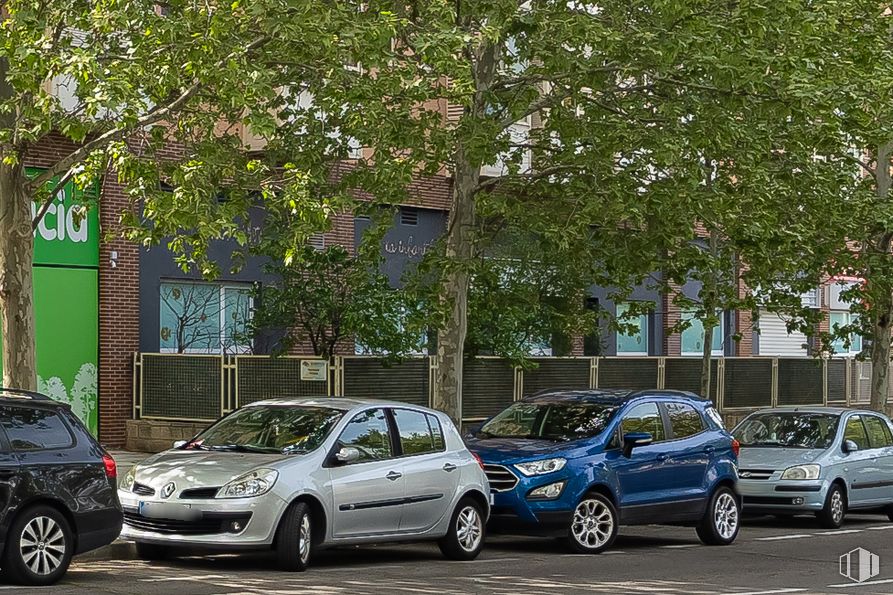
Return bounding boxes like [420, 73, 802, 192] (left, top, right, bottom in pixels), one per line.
[2, 505, 73, 586]
[886, 504, 893, 523]
[438, 497, 486, 561]
[566, 493, 618, 554]
[135, 542, 169, 561]
[274, 501, 312, 572]
[696, 486, 740, 545]
[816, 483, 847, 529]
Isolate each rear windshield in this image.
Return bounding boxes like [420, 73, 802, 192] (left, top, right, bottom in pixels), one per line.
[477, 401, 619, 442]
[733, 412, 840, 449]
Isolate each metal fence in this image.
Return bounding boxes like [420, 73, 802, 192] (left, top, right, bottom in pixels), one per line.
[133, 353, 872, 425]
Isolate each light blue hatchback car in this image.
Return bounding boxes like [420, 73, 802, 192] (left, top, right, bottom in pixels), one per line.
[733, 407, 893, 528]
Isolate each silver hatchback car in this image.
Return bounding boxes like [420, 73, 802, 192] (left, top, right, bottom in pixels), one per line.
[118, 398, 490, 570]
[733, 407, 893, 528]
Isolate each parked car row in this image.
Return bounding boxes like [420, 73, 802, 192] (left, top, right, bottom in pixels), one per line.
[1, 386, 893, 586]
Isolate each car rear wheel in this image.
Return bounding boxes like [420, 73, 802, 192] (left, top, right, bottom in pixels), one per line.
[696, 486, 740, 545]
[2, 505, 72, 586]
[135, 543, 169, 561]
[566, 493, 618, 554]
[438, 497, 485, 560]
[274, 501, 312, 572]
[817, 483, 846, 529]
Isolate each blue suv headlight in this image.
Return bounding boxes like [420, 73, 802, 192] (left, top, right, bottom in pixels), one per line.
[527, 481, 566, 500]
[514, 458, 567, 476]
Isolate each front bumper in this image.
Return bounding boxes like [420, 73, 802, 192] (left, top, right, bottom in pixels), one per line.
[486, 472, 577, 536]
[118, 490, 288, 548]
[738, 478, 828, 513]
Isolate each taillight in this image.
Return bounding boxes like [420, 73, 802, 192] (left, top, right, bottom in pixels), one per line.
[471, 452, 485, 470]
[102, 453, 117, 479]
[731, 439, 740, 458]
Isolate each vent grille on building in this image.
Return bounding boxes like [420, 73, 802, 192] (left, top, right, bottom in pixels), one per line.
[400, 207, 419, 226]
[308, 234, 325, 251]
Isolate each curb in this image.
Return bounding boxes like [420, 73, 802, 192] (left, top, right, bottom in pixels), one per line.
[78, 540, 136, 562]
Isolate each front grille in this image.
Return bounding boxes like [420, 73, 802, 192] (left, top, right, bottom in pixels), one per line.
[123, 509, 251, 535]
[180, 487, 221, 499]
[738, 469, 775, 480]
[132, 483, 155, 496]
[483, 464, 519, 492]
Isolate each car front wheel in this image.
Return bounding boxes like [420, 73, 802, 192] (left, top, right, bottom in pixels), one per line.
[817, 483, 846, 529]
[696, 486, 740, 545]
[2, 505, 73, 586]
[566, 493, 618, 554]
[274, 501, 313, 572]
[438, 497, 485, 560]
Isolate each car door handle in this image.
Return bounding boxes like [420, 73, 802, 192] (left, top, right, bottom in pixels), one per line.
[443, 463, 457, 472]
[657, 454, 669, 462]
[386, 471, 402, 481]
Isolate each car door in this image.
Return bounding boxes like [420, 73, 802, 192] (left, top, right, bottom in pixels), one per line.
[391, 409, 458, 533]
[329, 408, 405, 538]
[0, 419, 21, 538]
[840, 414, 874, 506]
[860, 414, 893, 504]
[606, 401, 671, 521]
[662, 402, 711, 503]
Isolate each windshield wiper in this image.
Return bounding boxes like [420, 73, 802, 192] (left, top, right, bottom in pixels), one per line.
[209, 444, 281, 453]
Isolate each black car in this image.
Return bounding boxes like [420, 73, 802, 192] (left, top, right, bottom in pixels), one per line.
[0, 388, 122, 585]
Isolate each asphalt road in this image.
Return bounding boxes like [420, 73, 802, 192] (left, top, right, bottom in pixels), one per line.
[11, 514, 893, 594]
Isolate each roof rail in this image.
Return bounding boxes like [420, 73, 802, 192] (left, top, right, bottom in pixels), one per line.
[0, 387, 52, 401]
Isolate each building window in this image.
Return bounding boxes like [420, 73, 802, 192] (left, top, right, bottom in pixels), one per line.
[160, 281, 253, 354]
[615, 302, 648, 355]
[681, 311, 724, 356]
[830, 311, 862, 356]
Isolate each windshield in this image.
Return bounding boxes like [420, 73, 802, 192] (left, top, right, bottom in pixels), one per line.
[733, 412, 840, 449]
[478, 401, 619, 442]
[186, 405, 344, 454]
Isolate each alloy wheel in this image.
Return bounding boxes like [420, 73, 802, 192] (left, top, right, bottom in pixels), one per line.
[571, 498, 614, 549]
[830, 490, 844, 524]
[20, 516, 66, 576]
[456, 506, 482, 552]
[298, 513, 311, 564]
[713, 492, 739, 540]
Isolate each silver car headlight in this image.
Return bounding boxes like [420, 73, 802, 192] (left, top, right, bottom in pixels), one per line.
[780, 464, 821, 480]
[216, 468, 279, 498]
[119, 467, 136, 491]
[514, 458, 567, 476]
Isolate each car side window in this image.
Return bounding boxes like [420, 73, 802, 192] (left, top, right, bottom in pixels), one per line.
[427, 414, 446, 450]
[337, 408, 392, 462]
[863, 416, 893, 449]
[619, 402, 666, 442]
[0, 406, 73, 451]
[392, 409, 444, 456]
[666, 403, 705, 439]
[843, 416, 870, 451]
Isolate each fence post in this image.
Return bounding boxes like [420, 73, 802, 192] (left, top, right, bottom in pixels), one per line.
[590, 357, 599, 389]
[771, 358, 779, 407]
[514, 366, 523, 401]
[716, 358, 725, 411]
[428, 356, 437, 409]
[657, 357, 666, 389]
[822, 358, 829, 406]
[132, 352, 142, 420]
[845, 359, 852, 406]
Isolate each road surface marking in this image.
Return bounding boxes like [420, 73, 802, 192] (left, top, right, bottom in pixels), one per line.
[660, 544, 700, 549]
[826, 577, 893, 588]
[866, 525, 893, 530]
[730, 590, 807, 595]
[754, 534, 812, 541]
[817, 529, 862, 535]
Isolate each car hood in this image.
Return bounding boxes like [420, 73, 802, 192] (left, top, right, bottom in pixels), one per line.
[738, 447, 825, 470]
[466, 437, 578, 464]
[132, 450, 292, 490]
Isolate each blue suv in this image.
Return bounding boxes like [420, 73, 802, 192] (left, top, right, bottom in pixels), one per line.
[466, 389, 740, 554]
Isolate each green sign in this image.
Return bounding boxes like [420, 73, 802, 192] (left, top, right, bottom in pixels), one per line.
[0, 168, 100, 434]
[27, 167, 99, 268]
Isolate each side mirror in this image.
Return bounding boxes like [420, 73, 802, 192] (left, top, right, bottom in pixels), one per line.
[173, 440, 187, 449]
[843, 439, 859, 453]
[622, 432, 653, 458]
[335, 446, 361, 464]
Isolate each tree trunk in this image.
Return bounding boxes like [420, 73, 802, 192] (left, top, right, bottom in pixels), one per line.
[434, 149, 477, 421]
[869, 289, 892, 413]
[0, 162, 37, 390]
[701, 319, 714, 399]
[433, 38, 499, 422]
[870, 141, 893, 413]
